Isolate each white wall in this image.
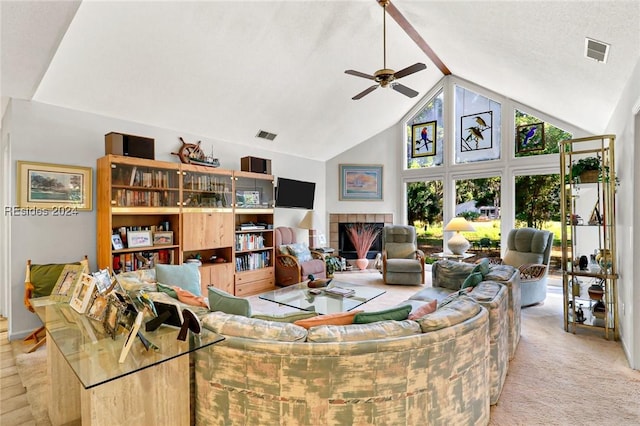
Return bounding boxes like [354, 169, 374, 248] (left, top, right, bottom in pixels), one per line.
[326, 124, 403, 225]
[4, 99, 324, 340]
[605, 57, 640, 369]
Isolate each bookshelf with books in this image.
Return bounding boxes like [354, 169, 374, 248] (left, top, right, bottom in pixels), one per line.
[181, 164, 235, 295]
[97, 155, 182, 272]
[233, 171, 275, 297]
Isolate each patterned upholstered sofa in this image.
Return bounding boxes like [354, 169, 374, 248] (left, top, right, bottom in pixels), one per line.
[194, 297, 491, 425]
[429, 259, 521, 359]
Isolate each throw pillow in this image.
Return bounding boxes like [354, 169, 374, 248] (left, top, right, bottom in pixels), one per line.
[173, 286, 209, 308]
[472, 258, 490, 277]
[408, 299, 437, 320]
[155, 263, 201, 296]
[278, 245, 291, 255]
[251, 311, 318, 323]
[287, 243, 313, 262]
[207, 286, 251, 317]
[461, 272, 484, 289]
[294, 310, 363, 329]
[353, 305, 412, 324]
[156, 282, 178, 299]
[30, 263, 75, 298]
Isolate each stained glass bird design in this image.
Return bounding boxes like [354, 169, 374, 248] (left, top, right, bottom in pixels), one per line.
[521, 127, 538, 147]
[416, 127, 433, 151]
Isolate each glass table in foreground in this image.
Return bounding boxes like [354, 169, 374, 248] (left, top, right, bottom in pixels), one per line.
[259, 280, 386, 314]
[31, 297, 224, 425]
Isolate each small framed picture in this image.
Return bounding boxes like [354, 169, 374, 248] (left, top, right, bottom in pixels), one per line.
[127, 230, 152, 248]
[51, 264, 84, 302]
[516, 122, 545, 153]
[153, 231, 174, 246]
[111, 234, 124, 250]
[103, 294, 126, 339]
[70, 273, 97, 314]
[87, 294, 109, 322]
[92, 268, 113, 294]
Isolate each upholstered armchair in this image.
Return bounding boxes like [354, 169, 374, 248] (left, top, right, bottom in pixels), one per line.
[274, 227, 326, 287]
[501, 228, 554, 307]
[382, 225, 425, 285]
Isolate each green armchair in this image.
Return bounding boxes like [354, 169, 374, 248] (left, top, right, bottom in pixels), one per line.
[382, 225, 425, 285]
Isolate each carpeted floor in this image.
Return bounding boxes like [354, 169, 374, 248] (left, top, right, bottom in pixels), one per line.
[9, 270, 640, 425]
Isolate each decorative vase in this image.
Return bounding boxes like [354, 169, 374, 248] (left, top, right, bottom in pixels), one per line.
[596, 249, 612, 272]
[355, 258, 369, 271]
[588, 282, 604, 300]
[592, 300, 606, 319]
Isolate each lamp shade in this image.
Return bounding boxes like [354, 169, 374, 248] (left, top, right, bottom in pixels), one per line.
[298, 211, 320, 229]
[444, 217, 476, 232]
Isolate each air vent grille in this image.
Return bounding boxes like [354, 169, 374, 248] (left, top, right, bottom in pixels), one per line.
[585, 37, 610, 63]
[256, 130, 277, 141]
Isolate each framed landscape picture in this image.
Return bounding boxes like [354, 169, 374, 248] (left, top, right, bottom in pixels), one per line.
[153, 231, 173, 245]
[17, 161, 92, 210]
[339, 164, 383, 201]
[127, 230, 152, 248]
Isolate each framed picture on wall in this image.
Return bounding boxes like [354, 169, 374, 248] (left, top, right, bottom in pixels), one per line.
[16, 161, 92, 210]
[411, 121, 437, 157]
[339, 164, 383, 201]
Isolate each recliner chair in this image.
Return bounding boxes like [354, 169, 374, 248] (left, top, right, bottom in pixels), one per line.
[501, 228, 554, 307]
[382, 225, 425, 285]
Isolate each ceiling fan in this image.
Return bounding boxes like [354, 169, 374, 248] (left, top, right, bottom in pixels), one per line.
[345, 0, 427, 100]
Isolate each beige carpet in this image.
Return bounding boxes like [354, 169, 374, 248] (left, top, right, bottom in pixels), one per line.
[9, 271, 640, 425]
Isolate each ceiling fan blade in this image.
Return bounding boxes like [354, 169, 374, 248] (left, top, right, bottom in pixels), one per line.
[392, 83, 419, 98]
[345, 69, 376, 80]
[393, 63, 427, 79]
[352, 85, 379, 100]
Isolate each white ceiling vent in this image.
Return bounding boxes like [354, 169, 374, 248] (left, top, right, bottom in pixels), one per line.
[256, 130, 277, 141]
[584, 37, 610, 63]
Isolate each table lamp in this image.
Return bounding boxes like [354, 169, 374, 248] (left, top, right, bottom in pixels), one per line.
[298, 211, 321, 248]
[443, 217, 476, 255]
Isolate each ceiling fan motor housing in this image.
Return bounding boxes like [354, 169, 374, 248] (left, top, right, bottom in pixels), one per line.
[374, 69, 395, 86]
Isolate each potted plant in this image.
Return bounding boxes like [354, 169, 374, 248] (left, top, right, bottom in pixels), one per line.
[570, 157, 601, 183]
[345, 223, 381, 270]
[325, 256, 342, 278]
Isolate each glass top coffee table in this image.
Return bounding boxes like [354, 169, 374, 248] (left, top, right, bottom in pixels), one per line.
[259, 280, 385, 315]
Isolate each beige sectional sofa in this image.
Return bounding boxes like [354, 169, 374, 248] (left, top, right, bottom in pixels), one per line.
[195, 297, 491, 425]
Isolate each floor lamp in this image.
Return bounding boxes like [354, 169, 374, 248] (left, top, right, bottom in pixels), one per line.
[298, 211, 321, 248]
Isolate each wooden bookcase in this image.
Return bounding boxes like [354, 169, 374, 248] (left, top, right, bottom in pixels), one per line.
[233, 171, 275, 296]
[97, 155, 182, 274]
[97, 155, 275, 296]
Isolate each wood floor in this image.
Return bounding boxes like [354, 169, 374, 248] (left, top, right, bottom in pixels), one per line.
[0, 316, 37, 425]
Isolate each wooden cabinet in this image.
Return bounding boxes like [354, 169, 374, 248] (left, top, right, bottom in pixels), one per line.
[560, 135, 618, 340]
[233, 171, 276, 296]
[97, 155, 182, 272]
[97, 156, 275, 296]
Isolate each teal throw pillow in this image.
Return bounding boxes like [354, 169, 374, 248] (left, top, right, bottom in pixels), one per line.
[155, 263, 201, 296]
[251, 311, 318, 323]
[461, 272, 483, 289]
[287, 243, 313, 262]
[208, 286, 251, 317]
[156, 282, 178, 299]
[353, 304, 412, 324]
[472, 258, 490, 277]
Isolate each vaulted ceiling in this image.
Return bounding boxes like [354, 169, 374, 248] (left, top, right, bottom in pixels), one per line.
[2, 1, 639, 161]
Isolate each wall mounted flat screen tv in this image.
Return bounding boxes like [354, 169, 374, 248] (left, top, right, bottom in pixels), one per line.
[275, 177, 315, 209]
